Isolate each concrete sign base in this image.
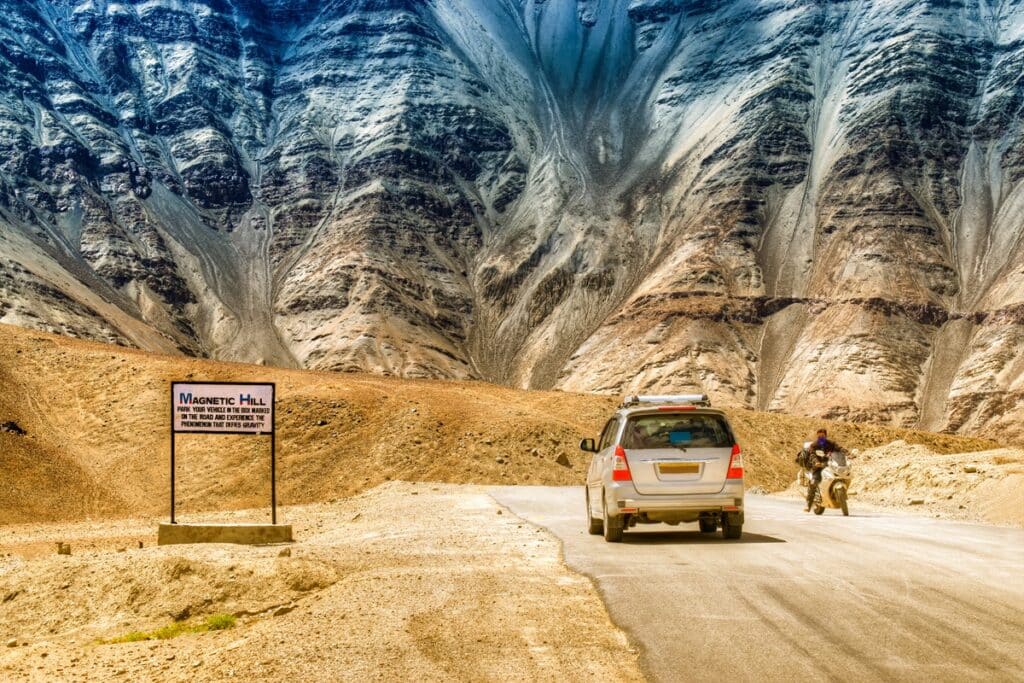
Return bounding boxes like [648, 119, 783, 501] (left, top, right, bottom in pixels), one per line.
[158, 523, 293, 546]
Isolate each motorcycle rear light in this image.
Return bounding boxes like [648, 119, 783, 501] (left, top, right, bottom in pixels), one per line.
[612, 445, 632, 481]
[727, 444, 744, 479]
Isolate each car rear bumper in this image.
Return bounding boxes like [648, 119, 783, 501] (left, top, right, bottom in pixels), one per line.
[605, 480, 744, 515]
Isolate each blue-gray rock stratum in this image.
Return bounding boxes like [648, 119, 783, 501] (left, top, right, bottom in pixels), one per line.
[1, 0, 1023, 438]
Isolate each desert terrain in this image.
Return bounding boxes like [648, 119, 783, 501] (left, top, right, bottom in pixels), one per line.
[0, 483, 643, 681]
[2, 323, 1022, 681]
[0, 324, 999, 525]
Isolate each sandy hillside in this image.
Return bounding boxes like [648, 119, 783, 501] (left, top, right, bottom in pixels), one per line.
[777, 440, 1024, 527]
[0, 323, 997, 523]
[0, 483, 644, 682]
[853, 441, 1024, 526]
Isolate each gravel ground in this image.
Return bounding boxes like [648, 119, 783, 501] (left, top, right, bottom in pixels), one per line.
[0, 483, 642, 682]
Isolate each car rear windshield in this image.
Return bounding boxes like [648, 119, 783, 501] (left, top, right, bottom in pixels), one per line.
[621, 413, 733, 449]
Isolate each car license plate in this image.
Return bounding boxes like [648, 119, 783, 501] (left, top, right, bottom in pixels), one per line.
[658, 462, 699, 475]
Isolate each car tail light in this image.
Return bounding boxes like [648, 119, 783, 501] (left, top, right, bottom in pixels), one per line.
[727, 444, 744, 479]
[612, 445, 632, 481]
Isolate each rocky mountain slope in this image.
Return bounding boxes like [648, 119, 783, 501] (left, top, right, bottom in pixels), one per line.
[1, 0, 1023, 437]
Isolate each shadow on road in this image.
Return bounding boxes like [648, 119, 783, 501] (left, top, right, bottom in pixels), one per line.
[620, 530, 786, 545]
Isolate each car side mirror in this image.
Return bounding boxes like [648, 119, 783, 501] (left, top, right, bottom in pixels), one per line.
[579, 438, 597, 453]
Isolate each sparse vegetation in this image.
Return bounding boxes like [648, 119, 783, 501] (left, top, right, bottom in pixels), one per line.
[102, 614, 237, 644]
[106, 631, 150, 644]
[204, 613, 237, 631]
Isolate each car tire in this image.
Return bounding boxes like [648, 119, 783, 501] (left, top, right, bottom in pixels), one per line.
[699, 518, 717, 534]
[721, 514, 742, 540]
[602, 492, 623, 543]
[586, 489, 603, 535]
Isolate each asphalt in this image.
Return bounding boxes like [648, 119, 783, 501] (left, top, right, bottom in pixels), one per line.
[489, 487, 1024, 683]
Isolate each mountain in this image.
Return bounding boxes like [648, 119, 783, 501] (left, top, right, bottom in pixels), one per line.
[1, 0, 1023, 438]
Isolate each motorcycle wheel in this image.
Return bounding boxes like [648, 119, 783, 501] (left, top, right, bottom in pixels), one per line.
[813, 506, 825, 515]
[838, 489, 849, 517]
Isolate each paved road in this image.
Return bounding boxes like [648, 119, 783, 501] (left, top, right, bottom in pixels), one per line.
[490, 487, 1024, 682]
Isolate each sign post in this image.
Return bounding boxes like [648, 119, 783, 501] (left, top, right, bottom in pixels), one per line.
[170, 382, 277, 524]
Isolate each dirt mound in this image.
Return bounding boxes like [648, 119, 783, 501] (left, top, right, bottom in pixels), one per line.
[0, 324, 618, 523]
[1, 549, 339, 642]
[777, 440, 1024, 526]
[724, 409, 996, 492]
[852, 441, 1024, 526]
[0, 324, 997, 523]
[0, 484, 643, 681]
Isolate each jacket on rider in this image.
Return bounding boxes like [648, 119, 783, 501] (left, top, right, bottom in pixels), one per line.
[804, 432, 844, 510]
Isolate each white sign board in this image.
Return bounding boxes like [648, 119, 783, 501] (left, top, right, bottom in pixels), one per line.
[172, 382, 274, 434]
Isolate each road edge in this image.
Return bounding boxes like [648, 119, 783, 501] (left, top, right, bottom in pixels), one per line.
[487, 486, 655, 683]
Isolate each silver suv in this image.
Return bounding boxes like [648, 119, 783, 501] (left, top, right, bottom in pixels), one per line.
[581, 395, 744, 542]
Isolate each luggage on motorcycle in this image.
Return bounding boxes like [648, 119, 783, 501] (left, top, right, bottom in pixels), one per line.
[795, 449, 810, 469]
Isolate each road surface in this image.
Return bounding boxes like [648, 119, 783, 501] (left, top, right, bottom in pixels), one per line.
[490, 487, 1024, 682]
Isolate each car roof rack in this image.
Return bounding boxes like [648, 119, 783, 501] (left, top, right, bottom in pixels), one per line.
[620, 394, 711, 409]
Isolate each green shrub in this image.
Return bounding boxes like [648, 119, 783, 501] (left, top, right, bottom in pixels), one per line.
[204, 614, 236, 631]
[151, 623, 190, 640]
[101, 613, 237, 644]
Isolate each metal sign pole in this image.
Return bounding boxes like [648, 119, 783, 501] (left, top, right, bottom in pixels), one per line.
[271, 431, 277, 525]
[270, 381, 277, 524]
[170, 433, 176, 524]
[170, 394, 176, 525]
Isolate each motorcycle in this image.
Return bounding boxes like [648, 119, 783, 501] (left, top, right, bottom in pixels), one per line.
[805, 448, 852, 516]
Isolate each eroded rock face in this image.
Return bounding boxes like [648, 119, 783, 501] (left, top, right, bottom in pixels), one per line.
[1, 0, 1024, 437]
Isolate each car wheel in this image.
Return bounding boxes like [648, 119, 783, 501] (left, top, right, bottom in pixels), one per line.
[721, 514, 742, 540]
[699, 518, 717, 534]
[586, 489, 603, 535]
[602, 491, 623, 543]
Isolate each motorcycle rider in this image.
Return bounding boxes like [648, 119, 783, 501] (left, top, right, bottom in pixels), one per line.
[804, 428, 844, 512]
